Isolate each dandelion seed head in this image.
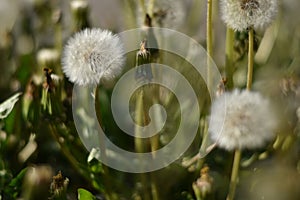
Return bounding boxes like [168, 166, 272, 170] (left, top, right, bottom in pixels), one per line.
[62, 28, 125, 86]
[209, 89, 277, 150]
[220, 0, 278, 31]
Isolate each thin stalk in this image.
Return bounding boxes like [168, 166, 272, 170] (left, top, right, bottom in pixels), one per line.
[226, 149, 242, 200]
[135, 89, 151, 200]
[94, 89, 106, 161]
[135, 89, 146, 153]
[150, 175, 159, 200]
[54, 22, 62, 54]
[225, 27, 234, 89]
[150, 108, 160, 200]
[206, 0, 213, 93]
[247, 28, 254, 90]
[139, 0, 146, 16]
[48, 123, 89, 182]
[94, 88, 117, 200]
[122, 0, 136, 28]
[226, 27, 254, 200]
[95, 88, 116, 200]
[138, 87, 160, 200]
[149, 84, 160, 157]
[148, 0, 156, 17]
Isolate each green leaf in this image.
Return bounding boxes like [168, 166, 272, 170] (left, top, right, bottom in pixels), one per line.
[8, 168, 27, 188]
[3, 168, 27, 199]
[78, 188, 96, 200]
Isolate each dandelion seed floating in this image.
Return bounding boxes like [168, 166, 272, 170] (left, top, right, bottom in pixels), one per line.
[209, 90, 277, 151]
[220, 0, 278, 31]
[62, 28, 125, 86]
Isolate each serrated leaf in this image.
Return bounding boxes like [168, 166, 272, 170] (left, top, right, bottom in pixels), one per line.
[0, 92, 22, 119]
[78, 188, 96, 200]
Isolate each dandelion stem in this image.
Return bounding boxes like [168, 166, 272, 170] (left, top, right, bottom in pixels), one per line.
[206, 0, 213, 92]
[226, 149, 241, 200]
[150, 173, 159, 200]
[123, 0, 137, 28]
[48, 123, 90, 183]
[149, 91, 160, 200]
[226, 27, 253, 200]
[148, 0, 156, 17]
[247, 28, 254, 90]
[95, 88, 116, 200]
[139, 0, 147, 16]
[134, 89, 146, 154]
[54, 15, 63, 55]
[225, 27, 234, 89]
[135, 89, 151, 200]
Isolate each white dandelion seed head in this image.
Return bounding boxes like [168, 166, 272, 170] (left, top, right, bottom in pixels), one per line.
[209, 89, 277, 151]
[62, 28, 125, 86]
[220, 0, 278, 31]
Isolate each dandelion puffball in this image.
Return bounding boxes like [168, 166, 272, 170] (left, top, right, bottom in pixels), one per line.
[209, 90, 277, 151]
[62, 28, 125, 86]
[220, 0, 278, 31]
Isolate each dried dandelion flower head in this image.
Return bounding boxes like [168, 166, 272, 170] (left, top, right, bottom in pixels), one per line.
[62, 28, 125, 86]
[220, 0, 278, 31]
[209, 90, 277, 151]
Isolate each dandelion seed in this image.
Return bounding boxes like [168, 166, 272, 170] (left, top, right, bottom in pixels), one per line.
[220, 0, 278, 31]
[209, 89, 277, 151]
[62, 28, 125, 86]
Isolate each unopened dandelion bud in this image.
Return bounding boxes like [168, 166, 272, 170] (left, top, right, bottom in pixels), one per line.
[193, 165, 214, 198]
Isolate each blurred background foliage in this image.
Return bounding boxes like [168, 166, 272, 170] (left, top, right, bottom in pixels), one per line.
[0, 0, 300, 200]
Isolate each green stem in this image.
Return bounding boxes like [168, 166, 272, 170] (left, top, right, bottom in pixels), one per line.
[206, 0, 213, 93]
[134, 89, 151, 200]
[135, 89, 146, 153]
[247, 28, 254, 90]
[48, 123, 89, 182]
[139, 0, 146, 16]
[226, 149, 242, 200]
[150, 174, 159, 200]
[193, 182, 203, 200]
[54, 22, 62, 55]
[148, 0, 156, 17]
[95, 88, 117, 200]
[225, 27, 234, 89]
